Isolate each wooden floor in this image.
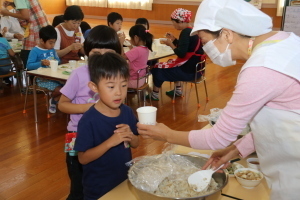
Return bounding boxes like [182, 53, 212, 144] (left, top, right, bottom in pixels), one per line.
[0, 19, 243, 200]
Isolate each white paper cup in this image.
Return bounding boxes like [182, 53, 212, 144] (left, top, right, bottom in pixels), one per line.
[136, 106, 157, 125]
[50, 60, 58, 72]
[11, 39, 18, 44]
[69, 60, 77, 69]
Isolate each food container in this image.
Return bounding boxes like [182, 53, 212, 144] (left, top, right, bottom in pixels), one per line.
[234, 168, 264, 189]
[246, 158, 260, 171]
[226, 162, 244, 177]
[128, 154, 228, 200]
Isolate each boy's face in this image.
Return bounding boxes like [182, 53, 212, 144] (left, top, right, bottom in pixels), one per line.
[109, 20, 123, 32]
[89, 75, 128, 110]
[40, 39, 56, 50]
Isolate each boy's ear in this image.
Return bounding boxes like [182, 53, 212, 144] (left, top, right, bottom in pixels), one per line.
[108, 22, 112, 27]
[88, 81, 98, 93]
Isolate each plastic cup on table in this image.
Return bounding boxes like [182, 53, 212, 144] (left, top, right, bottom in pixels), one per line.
[69, 60, 77, 69]
[136, 106, 157, 125]
[77, 60, 86, 68]
[50, 60, 58, 72]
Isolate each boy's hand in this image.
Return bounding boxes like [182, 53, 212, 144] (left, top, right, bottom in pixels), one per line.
[107, 124, 134, 147]
[118, 32, 125, 45]
[41, 59, 50, 66]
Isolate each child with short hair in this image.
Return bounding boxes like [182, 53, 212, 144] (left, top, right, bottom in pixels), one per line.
[107, 12, 123, 32]
[123, 24, 153, 88]
[0, 32, 15, 75]
[74, 52, 139, 200]
[107, 12, 125, 45]
[58, 25, 122, 200]
[27, 25, 62, 113]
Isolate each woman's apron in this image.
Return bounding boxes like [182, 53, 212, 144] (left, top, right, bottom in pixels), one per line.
[239, 33, 300, 200]
[154, 28, 203, 69]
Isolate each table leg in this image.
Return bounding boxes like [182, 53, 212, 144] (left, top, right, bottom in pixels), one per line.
[33, 76, 38, 123]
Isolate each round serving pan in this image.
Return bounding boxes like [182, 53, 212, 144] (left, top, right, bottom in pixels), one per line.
[128, 154, 228, 200]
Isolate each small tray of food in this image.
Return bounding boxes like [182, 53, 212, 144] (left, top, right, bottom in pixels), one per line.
[225, 162, 245, 177]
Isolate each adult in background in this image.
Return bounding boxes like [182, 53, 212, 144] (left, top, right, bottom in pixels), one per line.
[54, 5, 85, 64]
[0, 0, 49, 50]
[148, 8, 204, 101]
[137, 0, 300, 199]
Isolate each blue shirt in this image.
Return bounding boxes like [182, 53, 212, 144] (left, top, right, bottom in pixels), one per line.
[0, 37, 11, 59]
[75, 104, 138, 200]
[26, 46, 60, 70]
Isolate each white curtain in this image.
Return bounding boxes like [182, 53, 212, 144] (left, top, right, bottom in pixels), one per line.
[108, 0, 153, 10]
[66, 0, 153, 10]
[66, 0, 107, 7]
[276, 0, 285, 16]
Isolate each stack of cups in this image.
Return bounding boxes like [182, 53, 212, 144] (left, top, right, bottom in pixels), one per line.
[136, 106, 157, 125]
[50, 60, 58, 72]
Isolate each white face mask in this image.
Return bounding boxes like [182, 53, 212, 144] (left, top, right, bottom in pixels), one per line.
[203, 39, 236, 67]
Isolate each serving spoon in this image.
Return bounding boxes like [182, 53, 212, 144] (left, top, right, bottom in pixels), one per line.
[188, 158, 240, 192]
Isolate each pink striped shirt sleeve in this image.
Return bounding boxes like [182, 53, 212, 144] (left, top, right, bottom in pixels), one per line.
[188, 67, 300, 157]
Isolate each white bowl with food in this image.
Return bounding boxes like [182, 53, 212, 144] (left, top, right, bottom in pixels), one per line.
[226, 162, 244, 177]
[246, 158, 260, 171]
[234, 168, 264, 189]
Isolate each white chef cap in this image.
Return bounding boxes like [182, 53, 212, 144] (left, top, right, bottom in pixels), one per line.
[191, 0, 273, 37]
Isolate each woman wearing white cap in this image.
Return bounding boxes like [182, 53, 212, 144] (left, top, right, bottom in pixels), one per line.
[137, 0, 300, 199]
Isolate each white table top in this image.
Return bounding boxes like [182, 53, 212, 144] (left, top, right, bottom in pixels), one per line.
[26, 66, 70, 81]
[26, 46, 174, 81]
[124, 45, 174, 61]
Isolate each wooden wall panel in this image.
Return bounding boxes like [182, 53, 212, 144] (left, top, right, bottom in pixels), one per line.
[40, 1, 282, 29]
[39, 0, 66, 15]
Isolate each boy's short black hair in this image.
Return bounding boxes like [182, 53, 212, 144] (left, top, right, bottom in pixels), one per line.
[64, 5, 84, 21]
[88, 52, 129, 84]
[83, 25, 122, 56]
[107, 12, 123, 26]
[135, 18, 149, 30]
[39, 25, 57, 43]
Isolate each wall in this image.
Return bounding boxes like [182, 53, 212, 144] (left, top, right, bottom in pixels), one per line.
[39, 0, 282, 29]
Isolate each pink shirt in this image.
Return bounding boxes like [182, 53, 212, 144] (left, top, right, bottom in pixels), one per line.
[125, 46, 149, 80]
[188, 32, 300, 157]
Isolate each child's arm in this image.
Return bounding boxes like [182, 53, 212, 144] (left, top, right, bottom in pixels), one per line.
[26, 50, 44, 70]
[58, 94, 94, 114]
[7, 49, 15, 57]
[78, 125, 136, 165]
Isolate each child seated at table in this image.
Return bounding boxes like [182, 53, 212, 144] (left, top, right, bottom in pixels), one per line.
[0, 32, 15, 87]
[107, 12, 126, 45]
[27, 25, 62, 114]
[123, 24, 153, 88]
[74, 53, 139, 200]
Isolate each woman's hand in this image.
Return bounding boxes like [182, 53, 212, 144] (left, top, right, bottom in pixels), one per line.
[165, 32, 176, 41]
[69, 43, 83, 51]
[202, 145, 240, 170]
[137, 122, 172, 141]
